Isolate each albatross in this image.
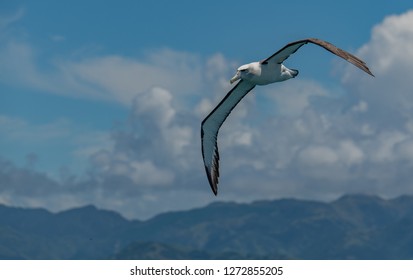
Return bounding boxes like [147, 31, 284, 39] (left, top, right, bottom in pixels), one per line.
[201, 38, 374, 195]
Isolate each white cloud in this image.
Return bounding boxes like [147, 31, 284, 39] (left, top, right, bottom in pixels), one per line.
[263, 79, 329, 117]
[370, 131, 406, 163]
[56, 50, 203, 104]
[337, 140, 364, 165]
[297, 140, 363, 168]
[128, 160, 175, 186]
[0, 36, 205, 105]
[132, 87, 175, 128]
[298, 145, 339, 166]
[343, 10, 413, 129]
[351, 100, 368, 113]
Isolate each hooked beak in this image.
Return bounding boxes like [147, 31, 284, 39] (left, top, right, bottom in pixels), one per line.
[230, 71, 241, 84]
[290, 69, 299, 78]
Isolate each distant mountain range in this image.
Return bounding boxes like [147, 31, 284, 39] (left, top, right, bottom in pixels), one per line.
[1, 194, 413, 259]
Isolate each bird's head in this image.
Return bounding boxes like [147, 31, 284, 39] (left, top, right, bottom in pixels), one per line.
[230, 64, 251, 84]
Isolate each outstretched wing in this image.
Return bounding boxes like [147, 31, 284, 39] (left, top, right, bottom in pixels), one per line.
[261, 38, 374, 76]
[201, 80, 256, 195]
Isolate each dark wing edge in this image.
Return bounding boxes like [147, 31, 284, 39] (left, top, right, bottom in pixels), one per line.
[306, 38, 374, 77]
[201, 80, 256, 195]
[261, 39, 308, 64]
[261, 38, 374, 77]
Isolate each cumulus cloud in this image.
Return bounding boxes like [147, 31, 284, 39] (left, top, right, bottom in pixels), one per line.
[339, 10, 413, 167]
[56, 50, 204, 104]
[262, 78, 329, 117]
[0, 35, 204, 105]
[343, 10, 413, 129]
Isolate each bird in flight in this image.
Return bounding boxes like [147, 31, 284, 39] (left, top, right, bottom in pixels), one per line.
[201, 38, 374, 195]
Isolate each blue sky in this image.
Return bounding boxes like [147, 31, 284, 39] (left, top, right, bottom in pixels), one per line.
[1, 1, 413, 219]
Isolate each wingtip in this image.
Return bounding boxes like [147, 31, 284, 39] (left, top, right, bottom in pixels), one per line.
[204, 166, 219, 196]
[363, 65, 375, 77]
[209, 178, 218, 196]
[364, 68, 375, 77]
